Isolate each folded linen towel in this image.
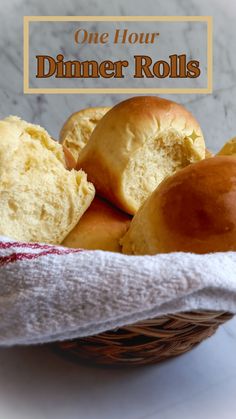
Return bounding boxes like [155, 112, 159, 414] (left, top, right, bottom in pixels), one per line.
[0, 237, 235, 346]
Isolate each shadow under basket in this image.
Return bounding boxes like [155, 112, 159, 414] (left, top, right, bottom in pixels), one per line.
[54, 311, 233, 367]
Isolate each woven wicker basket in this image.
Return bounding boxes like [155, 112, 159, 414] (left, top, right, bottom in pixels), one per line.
[55, 148, 228, 366]
[54, 311, 233, 366]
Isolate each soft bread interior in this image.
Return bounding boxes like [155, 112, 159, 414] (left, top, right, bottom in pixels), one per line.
[123, 128, 205, 213]
[60, 107, 110, 160]
[62, 117, 97, 159]
[0, 116, 95, 244]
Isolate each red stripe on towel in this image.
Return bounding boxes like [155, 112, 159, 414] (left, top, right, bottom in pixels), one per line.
[0, 241, 55, 250]
[0, 247, 82, 267]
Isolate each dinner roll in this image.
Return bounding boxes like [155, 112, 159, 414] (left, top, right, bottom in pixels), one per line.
[0, 116, 95, 244]
[217, 137, 236, 156]
[60, 107, 110, 161]
[62, 196, 131, 252]
[77, 96, 205, 215]
[121, 156, 236, 255]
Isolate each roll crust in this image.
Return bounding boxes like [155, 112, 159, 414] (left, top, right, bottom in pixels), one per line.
[77, 96, 205, 215]
[62, 196, 131, 252]
[121, 156, 236, 254]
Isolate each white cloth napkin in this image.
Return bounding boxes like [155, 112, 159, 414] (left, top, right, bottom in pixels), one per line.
[0, 236, 236, 346]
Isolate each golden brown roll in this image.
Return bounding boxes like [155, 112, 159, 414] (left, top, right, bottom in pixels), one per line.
[62, 196, 131, 252]
[77, 96, 205, 215]
[121, 156, 236, 255]
[217, 137, 236, 156]
[60, 107, 110, 161]
[0, 116, 95, 244]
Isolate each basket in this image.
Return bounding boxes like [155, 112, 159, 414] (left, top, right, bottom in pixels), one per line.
[54, 147, 220, 366]
[54, 310, 233, 366]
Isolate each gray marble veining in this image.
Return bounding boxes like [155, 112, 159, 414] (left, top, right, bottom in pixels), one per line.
[0, 0, 236, 153]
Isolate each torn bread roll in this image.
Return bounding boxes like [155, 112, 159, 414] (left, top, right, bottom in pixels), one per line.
[77, 96, 205, 215]
[121, 156, 236, 255]
[60, 107, 110, 161]
[0, 116, 95, 244]
[62, 196, 131, 252]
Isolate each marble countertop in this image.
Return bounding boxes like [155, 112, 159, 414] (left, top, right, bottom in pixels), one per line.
[0, 0, 236, 418]
[0, 0, 236, 153]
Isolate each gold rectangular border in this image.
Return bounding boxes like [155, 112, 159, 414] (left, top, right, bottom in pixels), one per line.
[23, 15, 212, 94]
